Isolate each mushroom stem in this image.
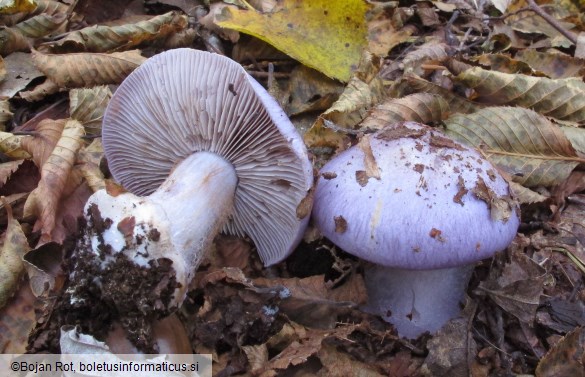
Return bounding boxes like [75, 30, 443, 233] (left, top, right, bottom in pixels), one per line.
[363, 264, 474, 338]
[81, 151, 237, 311]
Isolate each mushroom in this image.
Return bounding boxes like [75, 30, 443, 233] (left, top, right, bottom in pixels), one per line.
[312, 122, 519, 338]
[73, 48, 313, 316]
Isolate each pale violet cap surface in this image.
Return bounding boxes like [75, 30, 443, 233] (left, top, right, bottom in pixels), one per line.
[312, 122, 519, 269]
[102, 48, 313, 265]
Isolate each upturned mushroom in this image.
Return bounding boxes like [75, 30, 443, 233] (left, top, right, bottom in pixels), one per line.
[312, 122, 519, 338]
[71, 48, 313, 317]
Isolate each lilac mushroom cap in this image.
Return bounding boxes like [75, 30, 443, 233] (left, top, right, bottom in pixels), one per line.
[312, 122, 519, 337]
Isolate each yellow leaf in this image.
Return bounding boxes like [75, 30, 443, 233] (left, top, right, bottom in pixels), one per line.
[216, 0, 369, 82]
[0, 0, 36, 15]
[0, 199, 30, 309]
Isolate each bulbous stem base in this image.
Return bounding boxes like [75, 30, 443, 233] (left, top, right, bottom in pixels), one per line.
[73, 151, 238, 315]
[363, 264, 474, 338]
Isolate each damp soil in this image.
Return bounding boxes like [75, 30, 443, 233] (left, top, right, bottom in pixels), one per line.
[27, 205, 180, 354]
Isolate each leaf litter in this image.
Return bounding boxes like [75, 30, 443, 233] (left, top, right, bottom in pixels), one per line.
[0, 0, 584, 375]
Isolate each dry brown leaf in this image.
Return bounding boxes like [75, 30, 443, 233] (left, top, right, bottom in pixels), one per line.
[473, 53, 534, 75]
[253, 273, 366, 306]
[477, 249, 548, 324]
[0, 160, 25, 187]
[208, 234, 251, 270]
[535, 326, 585, 377]
[12, 11, 67, 38]
[22, 241, 62, 297]
[0, 132, 29, 158]
[0, 282, 36, 353]
[361, 93, 450, 130]
[367, 6, 415, 57]
[401, 40, 451, 76]
[304, 52, 385, 149]
[515, 49, 585, 79]
[241, 344, 269, 373]
[0, 193, 27, 226]
[0, 55, 5, 81]
[264, 322, 357, 373]
[0, 199, 30, 309]
[0, 51, 44, 98]
[420, 316, 477, 377]
[562, 126, 585, 156]
[0, 26, 31, 56]
[505, 7, 574, 48]
[69, 86, 111, 135]
[317, 345, 384, 376]
[508, 181, 548, 205]
[416, 5, 439, 27]
[283, 66, 343, 117]
[396, 75, 481, 115]
[0, 159, 38, 197]
[444, 107, 583, 187]
[76, 139, 104, 192]
[42, 11, 188, 53]
[160, 28, 197, 50]
[23, 119, 84, 245]
[0, 99, 12, 129]
[456, 67, 585, 124]
[18, 77, 59, 101]
[51, 171, 92, 243]
[31, 49, 146, 89]
[358, 135, 381, 180]
[21, 118, 65, 168]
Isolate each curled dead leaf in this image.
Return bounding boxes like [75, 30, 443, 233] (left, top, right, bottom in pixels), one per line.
[304, 52, 385, 149]
[31, 49, 146, 89]
[0, 99, 12, 127]
[358, 135, 381, 179]
[0, 198, 30, 309]
[69, 86, 112, 135]
[0, 26, 31, 56]
[13, 12, 67, 39]
[41, 12, 187, 53]
[456, 67, 585, 124]
[23, 119, 85, 245]
[361, 93, 450, 130]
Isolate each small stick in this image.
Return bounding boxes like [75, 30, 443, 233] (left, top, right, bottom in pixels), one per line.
[526, 0, 577, 45]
